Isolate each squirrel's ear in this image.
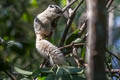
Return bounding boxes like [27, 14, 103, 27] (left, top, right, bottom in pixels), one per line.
[48, 5, 51, 7]
[49, 5, 54, 8]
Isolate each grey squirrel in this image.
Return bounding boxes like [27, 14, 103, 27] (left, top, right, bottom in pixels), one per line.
[34, 5, 66, 66]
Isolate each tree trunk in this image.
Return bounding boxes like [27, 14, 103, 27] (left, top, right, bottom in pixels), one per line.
[108, 10, 114, 46]
[86, 0, 107, 80]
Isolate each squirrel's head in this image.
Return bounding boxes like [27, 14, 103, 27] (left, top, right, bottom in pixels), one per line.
[46, 5, 62, 17]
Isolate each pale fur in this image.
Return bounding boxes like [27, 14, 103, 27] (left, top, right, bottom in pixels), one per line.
[34, 5, 66, 66]
[36, 39, 66, 65]
[34, 5, 62, 36]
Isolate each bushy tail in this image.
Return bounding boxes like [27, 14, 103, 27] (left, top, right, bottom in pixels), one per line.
[36, 39, 66, 66]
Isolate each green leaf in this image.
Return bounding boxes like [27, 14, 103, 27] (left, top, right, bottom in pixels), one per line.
[3, 36, 9, 41]
[62, 66, 83, 74]
[81, 46, 86, 59]
[32, 68, 53, 78]
[65, 29, 80, 45]
[32, 66, 86, 80]
[21, 13, 29, 22]
[20, 78, 31, 80]
[37, 76, 46, 80]
[7, 41, 23, 49]
[30, 0, 38, 7]
[60, 0, 66, 7]
[14, 67, 33, 75]
[54, 66, 84, 76]
[46, 74, 57, 80]
[55, 66, 86, 80]
[73, 38, 82, 43]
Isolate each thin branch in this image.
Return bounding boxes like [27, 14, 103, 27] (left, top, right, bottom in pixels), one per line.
[40, 58, 49, 68]
[72, 47, 81, 67]
[59, 15, 74, 47]
[105, 57, 113, 79]
[107, 6, 117, 13]
[59, 0, 84, 47]
[80, 33, 88, 42]
[106, 69, 120, 74]
[62, 0, 78, 12]
[106, 0, 114, 10]
[0, 37, 6, 46]
[78, 19, 87, 38]
[105, 48, 120, 61]
[105, 0, 110, 6]
[73, 0, 84, 12]
[59, 42, 85, 50]
[111, 56, 120, 68]
[4, 70, 16, 80]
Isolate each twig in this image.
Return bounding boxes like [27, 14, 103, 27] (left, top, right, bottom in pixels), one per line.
[106, 0, 114, 10]
[81, 33, 88, 42]
[0, 37, 6, 46]
[73, 0, 84, 12]
[3, 70, 16, 80]
[106, 69, 120, 74]
[40, 57, 50, 68]
[105, 48, 120, 61]
[105, 0, 110, 7]
[105, 56, 113, 79]
[59, 0, 84, 47]
[107, 6, 117, 13]
[78, 19, 87, 38]
[111, 56, 120, 68]
[62, 0, 78, 12]
[72, 47, 81, 67]
[51, 0, 78, 39]
[72, 46, 87, 68]
[59, 42, 85, 50]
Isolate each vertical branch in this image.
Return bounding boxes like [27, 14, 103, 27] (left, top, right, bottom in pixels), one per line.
[86, 0, 107, 80]
[72, 47, 80, 68]
[78, 19, 87, 38]
[59, 0, 84, 47]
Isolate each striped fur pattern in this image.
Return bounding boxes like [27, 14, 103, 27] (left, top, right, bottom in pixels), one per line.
[34, 5, 65, 66]
[36, 39, 66, 66]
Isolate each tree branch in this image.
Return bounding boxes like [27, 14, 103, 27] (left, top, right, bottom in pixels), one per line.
[59, 42, 85, 50]
[62, 0, 78, 12]
[105, 48, 120, 61]
[59, 0, 84, 47]
[4, 70, 16, 80]
[107, 6, 117, 13]
[106, 69, 120, 74]
[78, 19, 88, 38]
[106, 0, 114, 10]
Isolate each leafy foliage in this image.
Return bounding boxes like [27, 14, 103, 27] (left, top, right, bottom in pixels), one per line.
[14, 66, 86, 80]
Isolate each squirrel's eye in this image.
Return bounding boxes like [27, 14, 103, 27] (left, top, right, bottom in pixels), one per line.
[49, 5, 54, 8]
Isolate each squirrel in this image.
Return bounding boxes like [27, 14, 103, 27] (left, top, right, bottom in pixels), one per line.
[34, 5, 66, 67]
